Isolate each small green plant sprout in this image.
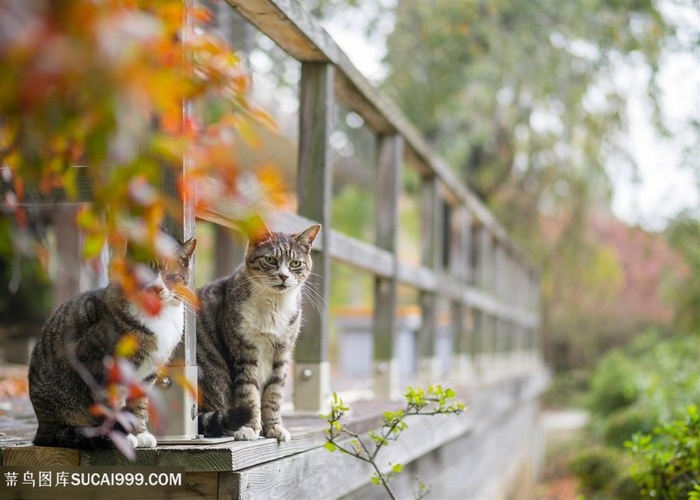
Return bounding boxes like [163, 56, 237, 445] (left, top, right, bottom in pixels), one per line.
[321, 385, 466, 500]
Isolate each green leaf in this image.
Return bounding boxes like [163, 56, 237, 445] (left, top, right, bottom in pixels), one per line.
[445, 388, 456, 399]
[83, 233, 104, 258]
[392, 463, 403, 473]
[324, 442, 337, 453]
[371, 475, 380, 485]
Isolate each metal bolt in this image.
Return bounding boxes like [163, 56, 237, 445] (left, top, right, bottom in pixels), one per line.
[301, 368, 313, 379]
[156, 375, 172, 390]
[194, 434, 205, 440]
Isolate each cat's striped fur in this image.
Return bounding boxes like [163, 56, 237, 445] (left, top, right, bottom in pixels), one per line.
[28, 237, 196, 449]
[196, 225, 320, 441]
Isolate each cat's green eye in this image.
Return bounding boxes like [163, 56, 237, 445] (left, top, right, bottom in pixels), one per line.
[289, 260, 302, 269]
[264, 256, 277, 266]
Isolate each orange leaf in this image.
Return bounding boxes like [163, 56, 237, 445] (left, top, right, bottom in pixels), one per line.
[173, 283, 199, 310]
[89, 404, 108, 417]
[126, 383, 148, 402]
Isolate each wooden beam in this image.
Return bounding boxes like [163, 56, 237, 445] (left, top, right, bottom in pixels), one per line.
[294, 61, 334, 412]
[372, 134, 403, 399]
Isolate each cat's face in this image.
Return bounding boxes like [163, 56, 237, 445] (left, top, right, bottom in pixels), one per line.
[143, 237, 197, 307]
[245, 225, 320, 294]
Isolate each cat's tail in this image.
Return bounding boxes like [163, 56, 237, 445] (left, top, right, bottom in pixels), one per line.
[197, 407, 252, 437]
[33, 424, 119, 450]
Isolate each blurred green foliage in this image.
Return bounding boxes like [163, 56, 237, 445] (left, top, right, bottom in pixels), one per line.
[570, 329, 700, 496]
[627, 405, 700, 499]
[0, 216, 52, 327]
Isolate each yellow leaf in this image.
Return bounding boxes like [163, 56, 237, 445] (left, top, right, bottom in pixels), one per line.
[175, 372, 198, 401]
[115, 333, 139, 358]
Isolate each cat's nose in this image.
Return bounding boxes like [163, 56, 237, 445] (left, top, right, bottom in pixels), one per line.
[278, 273, 289, 283]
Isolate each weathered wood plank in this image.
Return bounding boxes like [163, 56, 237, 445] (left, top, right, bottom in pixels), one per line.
[220, 371, 551, 500]
[229, 411, 473, 500]
[294, 61, 334, 412]
[2, 446, 80, 466]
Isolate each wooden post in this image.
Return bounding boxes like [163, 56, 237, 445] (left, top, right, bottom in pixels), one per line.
[156, 144, 198, 440]
[372, 134, 403, 399]
[53, 207, 81, 308]
[418, 175, 441, 385]
[214, 224, 245, 279]
[450, 206, 470, 383]
[294, 62, 333, 412]
[479, 228, 493, 294]
[154, 1, 198, 439]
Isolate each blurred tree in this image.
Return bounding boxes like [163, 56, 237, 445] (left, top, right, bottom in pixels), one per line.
[380, 0, 672, 368]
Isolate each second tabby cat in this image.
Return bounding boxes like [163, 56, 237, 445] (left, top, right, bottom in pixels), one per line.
[196, 224, 320, 441]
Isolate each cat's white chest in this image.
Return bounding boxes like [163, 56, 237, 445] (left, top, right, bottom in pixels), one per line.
[241, 290, 298, 336]
[241, 290, 298, 386]
[132, 302, 184, 378]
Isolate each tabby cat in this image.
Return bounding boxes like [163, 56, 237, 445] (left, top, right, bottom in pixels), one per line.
[29, 236, 196, 449]
[196, 224, 320, 441]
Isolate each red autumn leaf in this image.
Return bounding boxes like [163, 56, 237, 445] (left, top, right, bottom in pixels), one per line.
[104, 356, 121, 384]
[126, 383, 148, 402]
[137, 289, 163, 316]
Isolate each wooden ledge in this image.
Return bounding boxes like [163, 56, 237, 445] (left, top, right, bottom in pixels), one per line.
[1, 368, 549, 490]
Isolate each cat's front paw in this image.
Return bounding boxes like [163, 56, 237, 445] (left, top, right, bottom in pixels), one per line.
[126, 434, 138, 449]
[233, 426, 260, 441]
[265, 424, 291, 442]
[135, 431, 157, 448]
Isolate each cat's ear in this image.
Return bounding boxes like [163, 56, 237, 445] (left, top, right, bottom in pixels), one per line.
[246, 216, 272, 245]
[294, 225, 321, 247]
[177, 238, 197, 264]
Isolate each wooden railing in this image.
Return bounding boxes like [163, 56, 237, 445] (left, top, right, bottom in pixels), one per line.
[186, 0, 541, 424]
[16, 0, 542, 440]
